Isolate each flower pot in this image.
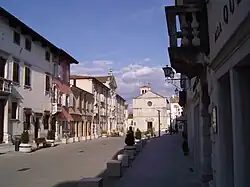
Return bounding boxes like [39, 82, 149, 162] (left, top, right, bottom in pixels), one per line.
[46, 139, 55, 147]
[19, 143, 32, 153]
[74, 137, 80, 142]
[68, 137, 75, 143]
[102, 134, 107, 138]
[62, 138, 68, 144]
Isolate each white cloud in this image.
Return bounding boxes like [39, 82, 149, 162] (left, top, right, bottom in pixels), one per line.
[92, 60, 113, 66]
[71, 63, 105, 74]
[115, 63, 179, 108]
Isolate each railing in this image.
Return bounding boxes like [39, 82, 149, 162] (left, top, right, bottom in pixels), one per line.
[52, 103, 62, 114]
[165, 4, 209, 53]
[0, 77, 12, 94]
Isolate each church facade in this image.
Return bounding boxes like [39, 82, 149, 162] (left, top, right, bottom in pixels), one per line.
[132, 85, 170, 132]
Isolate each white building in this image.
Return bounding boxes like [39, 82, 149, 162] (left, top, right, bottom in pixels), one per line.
[169, 97, 183, 130]
[165, 0, 250, 187]
[133, 85, 170, 132]
[0, 7, 78, 143]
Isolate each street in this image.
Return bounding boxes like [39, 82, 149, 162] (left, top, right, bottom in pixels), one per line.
[0, 137, 125, 187]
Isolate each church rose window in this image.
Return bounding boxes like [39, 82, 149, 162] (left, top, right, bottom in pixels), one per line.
[147, 101, 152, 106]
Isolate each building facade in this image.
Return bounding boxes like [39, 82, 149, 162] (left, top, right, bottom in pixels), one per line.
[133, 85, 169, 132]
[0, 7, 78, 143]
[116, 94, 125, 132]
[165, 1, 250, 187]
[70, 75, 110, 136]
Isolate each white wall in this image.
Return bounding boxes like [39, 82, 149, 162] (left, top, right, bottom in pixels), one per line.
[207, 0, 250, 61]
[0, 17, 55, 136]
[133, 94, 169, 132]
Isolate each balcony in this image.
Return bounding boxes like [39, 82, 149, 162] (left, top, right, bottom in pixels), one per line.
[52, 103, 62, 114]
[100, 94, 105, 103]
[0, 77, 12, 94]
[165, 3, 209, 78]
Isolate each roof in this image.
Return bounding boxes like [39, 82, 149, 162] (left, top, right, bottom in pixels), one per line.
[53, 79, 72, 94]
[0, 7, 79, 64]
[70, 85, 93, 95]
[128, 114, 133, 119]
[134, 90, 166, 99]
[116, 94, 126, 101]
[95, 76, 109, 83]
[70, 74, 110, 90]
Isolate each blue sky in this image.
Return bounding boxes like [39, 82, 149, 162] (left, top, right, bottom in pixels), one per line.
[1, 0, 177, 107]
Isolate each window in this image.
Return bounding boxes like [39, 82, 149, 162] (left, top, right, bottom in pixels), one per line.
[43, 115, 49, 130]
[53, 63, 59, 77]
[25, 38, 31, 51]
[45, 51, 50, 61]
[24, 113, 31, 130]
[11, 102, 18, 119]
[13, 61, 19, 83]
[147, 101, 152, 107]
[13, 31, 20, 45]
[24, 66, 31, 87]
[45, 74, 50, 92]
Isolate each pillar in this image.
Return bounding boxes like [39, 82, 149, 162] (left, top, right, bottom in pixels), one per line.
[3, 98, 11, 143]
[55, 120, 59, 140]
[200, 72, 213, 187]
[74, 122, 78, 137]
[230, 68, 250, 187]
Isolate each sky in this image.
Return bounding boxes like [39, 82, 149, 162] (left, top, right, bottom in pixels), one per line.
[1, 0, 179, 110]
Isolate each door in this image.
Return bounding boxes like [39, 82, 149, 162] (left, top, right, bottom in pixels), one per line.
[0, 99, 4, 143]
[147, 122, 153, 130]
[34, 117, 39, 139]
[0, 57, 5, 78]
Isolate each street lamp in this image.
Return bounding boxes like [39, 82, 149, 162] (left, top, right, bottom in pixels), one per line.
[162, 65, 174, 79]
[157, 110, 161, 137]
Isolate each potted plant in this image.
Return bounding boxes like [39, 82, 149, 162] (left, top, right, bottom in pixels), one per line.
[135, 128, 142, 143]
[46, 130, 55, 147]
[62, 132, 69, 144]
[101, 130, 108, 138]
[19, 131, 32, 153]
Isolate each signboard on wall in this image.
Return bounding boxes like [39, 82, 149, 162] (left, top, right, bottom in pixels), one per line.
[207, 0, 250, 61]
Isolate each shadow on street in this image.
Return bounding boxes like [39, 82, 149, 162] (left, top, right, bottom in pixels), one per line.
[52, 147, 125, 187]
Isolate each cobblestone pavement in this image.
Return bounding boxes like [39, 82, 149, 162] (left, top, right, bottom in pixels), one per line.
[0, 137, 125, 187]
[114, 134, 201, 187]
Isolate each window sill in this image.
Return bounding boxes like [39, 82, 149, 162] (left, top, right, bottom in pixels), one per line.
[24, 85, 32, 90]
[13, 82, 20, 86]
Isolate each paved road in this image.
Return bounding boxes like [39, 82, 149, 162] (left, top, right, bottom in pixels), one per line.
[114, 134, 201, 187]
[0, 137, 125, 187]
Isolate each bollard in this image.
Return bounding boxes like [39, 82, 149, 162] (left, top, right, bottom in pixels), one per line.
[117, 154, 129, 167]
[107, 160, 122, 177]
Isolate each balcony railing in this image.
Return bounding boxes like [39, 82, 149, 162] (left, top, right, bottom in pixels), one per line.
[0, 77, 12, 94]
[52, 103, 62, 114]
[165, 3, 209, 78]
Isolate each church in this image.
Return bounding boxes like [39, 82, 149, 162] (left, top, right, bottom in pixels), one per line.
[132, 84, 170, 133]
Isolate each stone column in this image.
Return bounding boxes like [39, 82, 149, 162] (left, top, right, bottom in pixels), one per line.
[230, 69, 250, 187]
[3, 98, 11, 143]
[55, 119, 59, 140]
[200, 71, 213, 187]
[74, 122, 78, 137]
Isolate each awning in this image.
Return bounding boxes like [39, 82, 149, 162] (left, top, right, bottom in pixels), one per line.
[61, 107, 73, 122]
[53, 79, 72, 94]
[176, 115, 187, 121]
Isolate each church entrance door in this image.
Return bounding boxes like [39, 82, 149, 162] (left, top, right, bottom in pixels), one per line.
[147, 122, 152, 130]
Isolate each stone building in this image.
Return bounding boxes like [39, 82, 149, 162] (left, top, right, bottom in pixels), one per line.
[132, 85, 170, 133]
[165, 0, 250, 187]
